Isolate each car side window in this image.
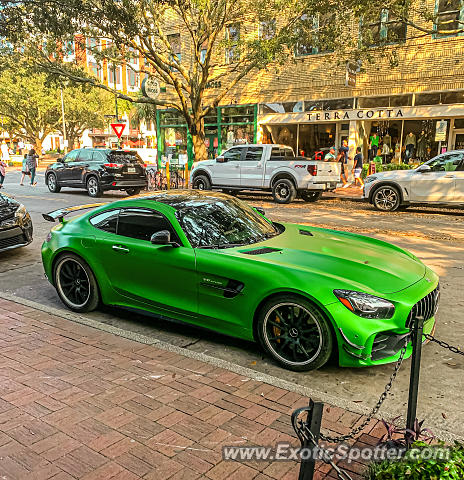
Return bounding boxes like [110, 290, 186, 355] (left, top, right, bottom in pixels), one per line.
[63, 150, 79, 163]
[429, 154, 463, 172]
[270, 147, 294, 160]
[117, 208, 181, 244]
[223, 148, 242, 162]
[77, 150, 93, 162]
[92, 151, 106, 162]
[89, 209, 120, 234]
[245, 147, 263, 161]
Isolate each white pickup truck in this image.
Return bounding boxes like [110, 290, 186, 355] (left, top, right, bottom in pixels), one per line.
[190, 144, 340, 203]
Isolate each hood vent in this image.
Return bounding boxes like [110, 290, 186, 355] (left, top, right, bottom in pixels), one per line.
[299, 229, 313, 236]
[241, 247, 281, 255]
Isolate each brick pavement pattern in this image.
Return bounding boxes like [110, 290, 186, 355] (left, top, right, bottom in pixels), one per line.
[0, 298, 385, 479]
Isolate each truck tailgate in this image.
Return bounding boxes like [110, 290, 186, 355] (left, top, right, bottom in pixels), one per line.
[313, 161, 340, 181]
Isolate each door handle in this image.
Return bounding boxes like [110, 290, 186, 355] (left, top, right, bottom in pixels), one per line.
[112, 245, 130, 253]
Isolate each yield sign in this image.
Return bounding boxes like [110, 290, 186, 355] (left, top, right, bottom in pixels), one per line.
[111, 123, 126, 139]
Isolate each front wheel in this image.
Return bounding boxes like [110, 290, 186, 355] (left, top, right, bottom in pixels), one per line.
[53, 253, 99, 313]
[300, 191, 322, 202]
[86, 176, 102, 198]
[256, 294, 333, 371]
[126, 187, 142, 196]
[272, 178, 297, 204]
[192, 174, 211, 190]
[47, 173, 61, 193]
[372, 185, 401, 211]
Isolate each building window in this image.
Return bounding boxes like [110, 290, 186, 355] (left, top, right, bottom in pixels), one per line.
[304, 98, 355, 111]
[225, 24, 240, 63]
[167, 33, 181, 65]
[435, 0, 464, 36]
[366, 9, 407, 45]
[415, 90, 464, 105]
[108, 65, 122, 86]
[63, 41, 74, 57]
[295, 14, 332, 56]
[126, 48, 140, 90]
[259, 19, 276, 40]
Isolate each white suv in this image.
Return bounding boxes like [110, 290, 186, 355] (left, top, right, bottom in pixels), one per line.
[364, 150, 464, 211]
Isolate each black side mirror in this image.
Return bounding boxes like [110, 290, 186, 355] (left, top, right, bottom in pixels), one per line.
[150, 230, 179, 247]
[255, 207, 266, 216]
[216, 156, 227, 163]
[57, 157, 64, 163]
[417, 164, 431, 173]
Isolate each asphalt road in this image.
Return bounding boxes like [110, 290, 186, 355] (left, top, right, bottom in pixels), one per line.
[1, 170, 463, 441]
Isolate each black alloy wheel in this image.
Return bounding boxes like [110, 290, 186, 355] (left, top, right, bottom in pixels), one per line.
[373, 185, 401, 211]
[47, 173, 61, 193]
[192, 174, 211, 190]
[257, 294, 333, 371]
[54, 254, 99, 313]
[272, 178, 297, 204]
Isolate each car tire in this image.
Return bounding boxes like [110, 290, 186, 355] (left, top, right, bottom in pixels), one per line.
[53, 253, 99, 313]
[300, 191, 322, 202]
[192, 174, 211, 190]
[222, 189, 238, 196]
[47, 173, 61, 193]
[256, 294, 333, 371]
[272, 178, 297, 204]
[372, 185, 401, 212]
[86, 176, 102, 198]
[126, 187, 142, 196]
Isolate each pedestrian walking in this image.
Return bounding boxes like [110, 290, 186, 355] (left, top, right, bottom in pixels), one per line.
[26, 149, 38, 186]
[0, 159, 7, 188]
[1, 141, 10, 164]
[352, 147, 364, 188]
[20, 153, 30, 186]
[337, 148, 349, 187]
[339, 140, 351, 188]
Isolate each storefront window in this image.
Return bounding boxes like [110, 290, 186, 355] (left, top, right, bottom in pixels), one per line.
[416, 90, 464, 105]
[453, 118, 464, 128]
[358, 95, 412, 108]
[259, 102, 303, 114]
[304, 98, 354, 111]
[221, 105, 254, 123]
[263, 125, 298, 152]
[222, 124, 254, 150]
[298, 124, 336, 157]
[160, 126, 188, 165]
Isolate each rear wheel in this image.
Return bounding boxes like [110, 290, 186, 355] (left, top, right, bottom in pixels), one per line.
[86, 176, 102, 198]
[126, 187, 142, 196]
[257, 294, 333, 371]
[300, 191, 322, 202]
[192, 174, 211, 190]
[372, 185, 401, 211]
[272, 178, 296, 204]
[47, 173, 61, 193]
[53, 253, 99, 313]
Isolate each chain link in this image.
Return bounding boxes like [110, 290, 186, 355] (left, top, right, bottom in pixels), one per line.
[424, 333, 464, 356]
[319, 338, 409, 443]
[297, 424, 354, 480]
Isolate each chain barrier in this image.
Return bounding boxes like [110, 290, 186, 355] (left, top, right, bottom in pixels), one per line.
[319, 337, 409, 444]
[424, 333, 464, 356]
[294, 418, 354, 480]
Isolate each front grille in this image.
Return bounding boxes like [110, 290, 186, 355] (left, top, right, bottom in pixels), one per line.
[371, 332, 410, 361]
[0, 234, 27, 250]
[406, 285, 440, 328]
[0, 206, 18, 222]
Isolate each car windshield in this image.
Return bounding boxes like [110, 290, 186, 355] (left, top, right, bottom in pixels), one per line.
[108, 152, 143, 164]
[176, 198, 279, 248]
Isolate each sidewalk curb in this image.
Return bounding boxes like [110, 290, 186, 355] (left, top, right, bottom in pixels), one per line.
[3, 291, 461, 442]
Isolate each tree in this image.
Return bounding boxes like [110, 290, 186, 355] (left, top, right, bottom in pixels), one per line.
[0, 0, 456, 159]
[0, 62, 61, 153]
[58, 86, 115, 149]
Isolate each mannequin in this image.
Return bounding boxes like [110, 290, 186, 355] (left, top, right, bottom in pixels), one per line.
[404, 132, 416, 164]
[381, 142, 390, 164]
[383, 133, 391, 148]
[416, 131, 427, 162]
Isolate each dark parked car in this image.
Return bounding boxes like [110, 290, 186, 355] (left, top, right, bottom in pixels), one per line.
[0, 192, 33, 252]
[45, 148, 148, 198]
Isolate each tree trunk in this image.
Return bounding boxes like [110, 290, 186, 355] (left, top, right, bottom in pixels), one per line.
[35, 138, 43, 156]
[191, 118, 208, 161]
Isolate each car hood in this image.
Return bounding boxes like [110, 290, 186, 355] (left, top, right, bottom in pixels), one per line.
[225, 223, 426, 295]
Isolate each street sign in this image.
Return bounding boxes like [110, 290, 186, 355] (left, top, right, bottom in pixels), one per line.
[142, 76, 161, 100]
[345, 62, 357, 88]
[435, 120, 447, 142]
[111, 123, 126, 139]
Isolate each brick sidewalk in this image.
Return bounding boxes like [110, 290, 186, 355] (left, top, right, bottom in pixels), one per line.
[0, 298, 385, 480]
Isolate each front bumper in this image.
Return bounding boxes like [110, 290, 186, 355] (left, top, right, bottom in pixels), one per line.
[326, 271, 439, 367]
[0, 225, 32, 252]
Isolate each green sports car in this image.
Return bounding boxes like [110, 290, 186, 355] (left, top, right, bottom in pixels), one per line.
[42, 191, 439, 371]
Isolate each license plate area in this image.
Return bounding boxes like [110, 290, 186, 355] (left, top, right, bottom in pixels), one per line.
[127, 167, 136, 173]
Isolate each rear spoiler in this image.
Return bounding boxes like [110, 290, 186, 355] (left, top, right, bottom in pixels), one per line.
[42, 203, 107, 223]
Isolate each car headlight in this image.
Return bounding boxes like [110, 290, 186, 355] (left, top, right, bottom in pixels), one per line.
[365, 175, 378, 183]
[15, 205, 27, 219]
[333, 290, 395, 319]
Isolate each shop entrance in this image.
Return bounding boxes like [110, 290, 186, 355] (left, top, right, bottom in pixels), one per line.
[452, 130, 464, 150]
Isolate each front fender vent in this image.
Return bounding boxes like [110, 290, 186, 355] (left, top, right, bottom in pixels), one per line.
[241, 247, 281, 255]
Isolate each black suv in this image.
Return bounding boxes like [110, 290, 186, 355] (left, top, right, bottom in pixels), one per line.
[45, 148, 148, 197]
